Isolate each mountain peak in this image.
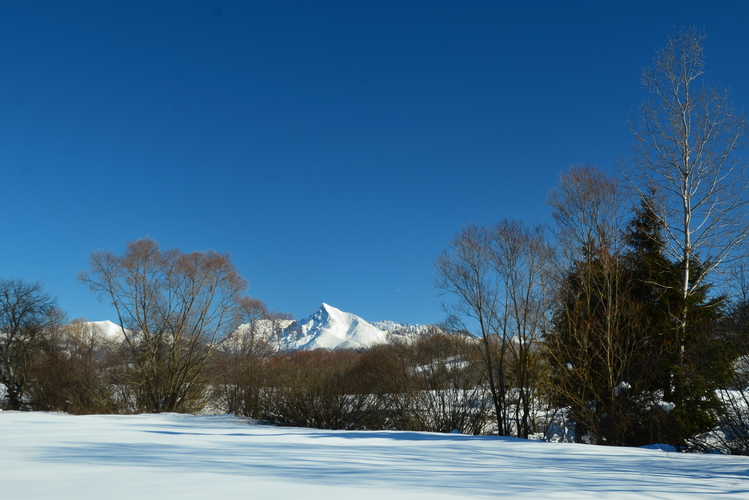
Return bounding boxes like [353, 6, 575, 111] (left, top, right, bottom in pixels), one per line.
[277, 303, 388, 351]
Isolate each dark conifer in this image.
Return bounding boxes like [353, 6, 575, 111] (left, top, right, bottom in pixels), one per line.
[622, 198, 730, 446]
[547, 198, 733, 447]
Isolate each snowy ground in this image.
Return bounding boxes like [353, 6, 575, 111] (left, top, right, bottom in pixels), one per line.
[2, 412, 748, 499]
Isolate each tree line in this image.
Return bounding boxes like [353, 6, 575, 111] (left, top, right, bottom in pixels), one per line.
[0, 265, 496, 435]
[2, 29, 749, 453]
[435, 28, 749, 452]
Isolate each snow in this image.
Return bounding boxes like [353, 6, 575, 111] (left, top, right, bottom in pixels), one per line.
[370, 319, 435, 335]
[220, 317, 296, 352]
[658, 401, 676, 414]
[278, 303, 390, 350]
[2, 412, 748, 499]
[86, 320, 126, 342]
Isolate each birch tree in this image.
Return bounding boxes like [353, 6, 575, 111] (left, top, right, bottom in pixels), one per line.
[628, 28, 748, 357]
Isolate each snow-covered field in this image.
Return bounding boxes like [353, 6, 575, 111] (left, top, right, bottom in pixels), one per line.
[2, 413, 749, 499]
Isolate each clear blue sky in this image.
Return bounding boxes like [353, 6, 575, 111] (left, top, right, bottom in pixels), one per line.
[2, 1, 749, 325]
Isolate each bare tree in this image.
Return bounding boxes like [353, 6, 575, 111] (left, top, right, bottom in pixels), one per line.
[435, 221, 552, 437]
[260, 349, 379, 430]
[544, 166, 648, 444]
[0, 278, 62, 410]
[31, 319, 126, 414]
[213, 298, 291, 417]
[435, 224, 507, 433]
[548, 164, 628, 263]
[545, 249, 654, 445]
[628, 28, 748, 356]
[377, 326, 490, 435]
[490, 220, 553, 438]
[79, 238, 248, 413]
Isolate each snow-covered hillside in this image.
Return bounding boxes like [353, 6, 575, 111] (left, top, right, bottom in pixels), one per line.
[2, 412, 748, 499]
[370, 319, 437, 343]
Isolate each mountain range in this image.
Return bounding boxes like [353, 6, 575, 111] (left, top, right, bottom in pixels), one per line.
[88, 303, 434, 351]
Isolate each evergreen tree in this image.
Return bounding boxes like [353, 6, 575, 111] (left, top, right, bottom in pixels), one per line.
[547, 198, 733, 447]
[622, 199, 730, 446]
[546, 243, 646, 445]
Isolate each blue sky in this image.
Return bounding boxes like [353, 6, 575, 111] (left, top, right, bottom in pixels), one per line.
[2, 1, 749, 325]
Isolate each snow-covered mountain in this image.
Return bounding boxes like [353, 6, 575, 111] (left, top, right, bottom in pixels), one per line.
[87, 320, 127, 342]
[62, 320, 127, 344]
[85, 303, 435, 352]
[275, 303, 390, 351]
[232, 303, 435, 351]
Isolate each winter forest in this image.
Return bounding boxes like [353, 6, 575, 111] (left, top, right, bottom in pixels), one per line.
[4, 29, 749, 459]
